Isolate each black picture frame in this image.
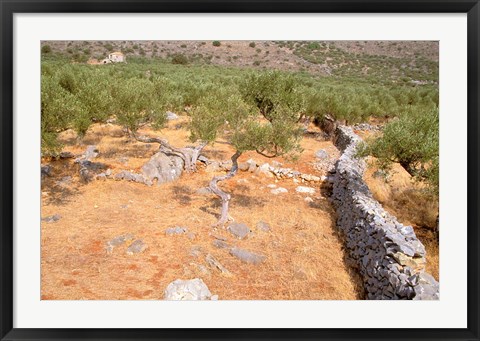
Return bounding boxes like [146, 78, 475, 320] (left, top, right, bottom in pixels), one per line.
[1, 1, 479, 340]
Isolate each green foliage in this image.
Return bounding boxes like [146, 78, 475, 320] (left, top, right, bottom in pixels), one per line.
[358, 107, 439, 192]
[240, 71, 304, 122]
[171, 53, 189, 65]
[249, 42, 256, 48]
[111, 77, 167, 133]
[104, 43, 114, 52]
[40, 52, 438, 161]
[41, 45, 52, 54]
[212, 41, 221, 47]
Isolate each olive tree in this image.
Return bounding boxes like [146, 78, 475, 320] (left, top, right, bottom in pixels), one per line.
[357, 106, 439, 193]
[190, 73, 304, 226]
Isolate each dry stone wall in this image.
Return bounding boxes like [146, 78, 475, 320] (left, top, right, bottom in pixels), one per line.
[331, 126, 439, 300]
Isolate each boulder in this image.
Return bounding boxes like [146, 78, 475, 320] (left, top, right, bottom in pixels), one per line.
[141, 151, 184, 185]
[164, 278, 213, 300]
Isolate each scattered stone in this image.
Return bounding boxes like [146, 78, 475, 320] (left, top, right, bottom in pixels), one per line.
[227, 223, 251, 239]
[166, 111, 179, 120]
[271, 161, 282, 168]
[304, 197, 314, 203]
[271, 187, 288, 195]
[213, 239, 230, 249]
[230, 248, 266, 265]
[41, 165, 52, 178]
[106, 234, 134, 253]
[126, 239, 147, 255]
[267, 184, 277, 189]
[165, 226, 188, 235]
[205, 161, 221, 173]
[164, 278, 213, 300]
[41, 214, 61, 223]
[296, 186, 315, 194]
[256, 221, 271, 232]
[59, 151, 75, 159]
[190, 246, 203, 258]
[187, 232, 196, 240]
[84, 145, 99, 160]
[195, 264, 211, 277]
[256, 163, 273, 177]
[238, 162, 249, 171]
[206, 254, 233, 277]
[315, 149, 329, 159]
[96, 173, 107, 180]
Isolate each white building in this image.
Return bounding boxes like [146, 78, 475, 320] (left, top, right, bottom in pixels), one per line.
[102, 51, 125, 64]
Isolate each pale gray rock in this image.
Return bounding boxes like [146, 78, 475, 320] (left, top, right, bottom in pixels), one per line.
[126, 239, 147, 255]
[227, 223, 251, 239]
[256, 221, 271, 232]
[164, 278, 213, 300]
[41, 214, 61, 223]
[141, 151, 184, 185]
[230, 248, 266, 264]
[166, 111, 179, 120]
[165, 226, 188, 235]
[271, 187, 288, 195]
[315, 149, 329, 159]
[296, 186, 315, 194]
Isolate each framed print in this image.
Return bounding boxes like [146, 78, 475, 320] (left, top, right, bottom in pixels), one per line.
[1, 1, 479, 340]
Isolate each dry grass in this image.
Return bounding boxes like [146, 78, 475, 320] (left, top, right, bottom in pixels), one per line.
[41, 121, 363, 300]
[363, 157, 439, 281]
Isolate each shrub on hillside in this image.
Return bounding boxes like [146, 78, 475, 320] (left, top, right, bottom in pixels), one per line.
[212, 41, 221, 47]
[171, 53, 189, 65]
[41, 45, 52, 54]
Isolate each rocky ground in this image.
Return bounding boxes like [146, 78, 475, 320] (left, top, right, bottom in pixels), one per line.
[41, 116, 364, 300]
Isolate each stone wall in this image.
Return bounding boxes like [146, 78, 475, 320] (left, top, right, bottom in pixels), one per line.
[330, 126, 439, 300]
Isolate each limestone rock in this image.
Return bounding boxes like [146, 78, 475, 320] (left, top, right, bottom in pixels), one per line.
[164, 278, 213, 300]
[126, 239, 147, 255]
[271, 187, 288, 195]
[227, 223, 251, 239]
[41, 214, 61, 223]
[296, 186, 315, 194]
[166, 111, 179, 120]
[165, 226, 188, 235]
[141, 151, 184, 185]
[230, 248, 266, 264]
[256, 221, 271, 232]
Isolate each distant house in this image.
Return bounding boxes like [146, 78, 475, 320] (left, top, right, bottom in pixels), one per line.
[102, 51, 126, 64]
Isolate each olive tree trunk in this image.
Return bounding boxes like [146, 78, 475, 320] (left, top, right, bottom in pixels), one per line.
[209, 150, 242, 227]
[134, 134, 206, 172]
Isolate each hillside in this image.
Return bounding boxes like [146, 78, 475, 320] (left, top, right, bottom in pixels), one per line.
[42, 40, 438, 85]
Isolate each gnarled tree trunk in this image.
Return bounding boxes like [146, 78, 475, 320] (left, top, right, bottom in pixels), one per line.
[134, 134, 206, 173]
[209, 150, 242, 227]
